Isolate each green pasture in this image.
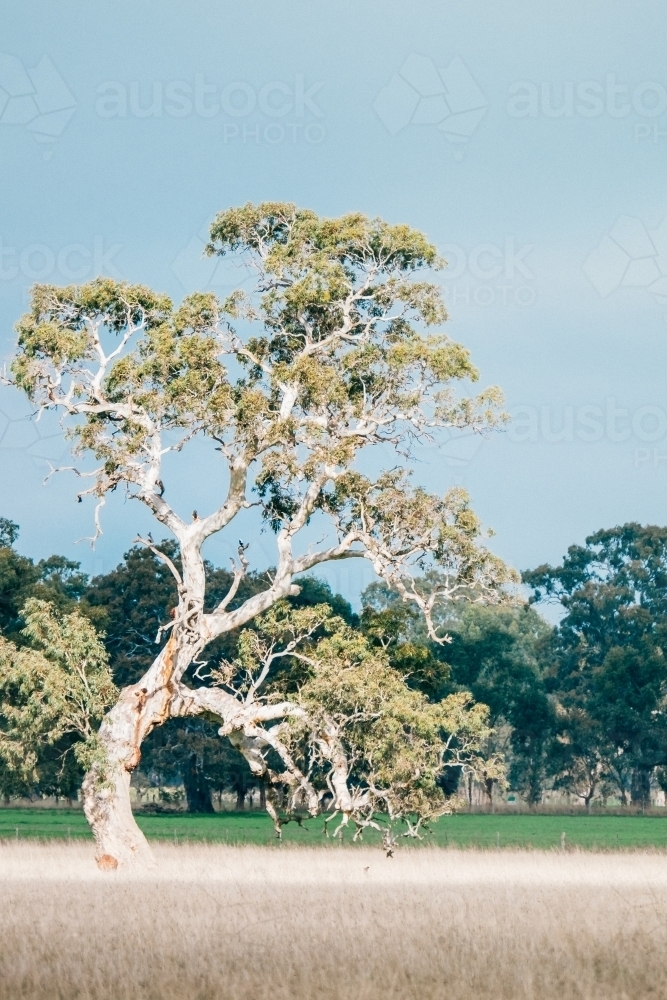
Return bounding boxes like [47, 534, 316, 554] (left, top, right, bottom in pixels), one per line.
[2, 809, 667, 849]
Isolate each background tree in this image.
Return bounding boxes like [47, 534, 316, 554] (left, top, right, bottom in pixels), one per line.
[441, 604, 553, 806]
[525, 523, 667, 808]
[0, 540, 37, 641]
[0, 599, 117, 802]
[0, 520, 105, 803]
[7, 203, 515, 866]
[546, 705, 613, 812]
[0, 519, 88, 641]
[361, 581, 553, 806]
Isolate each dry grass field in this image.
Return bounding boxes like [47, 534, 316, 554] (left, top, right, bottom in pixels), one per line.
[1, 843, 667, 1000]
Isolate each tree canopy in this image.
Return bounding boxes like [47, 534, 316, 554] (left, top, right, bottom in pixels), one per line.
[11, 203, 513, 635]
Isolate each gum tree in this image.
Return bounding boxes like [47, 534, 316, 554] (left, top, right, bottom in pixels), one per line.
[7, 203, 515, 866]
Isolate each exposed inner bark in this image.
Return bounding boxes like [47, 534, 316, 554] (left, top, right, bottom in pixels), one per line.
[82, 637, 181, 868]
[81, 623, 337, 867]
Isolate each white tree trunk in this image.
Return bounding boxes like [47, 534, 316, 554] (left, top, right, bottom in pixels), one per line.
[82, 637, 182, 869]
[80, 630, 279, 867]
[80, 592, 344, 867]
[82, 758, 153, 870]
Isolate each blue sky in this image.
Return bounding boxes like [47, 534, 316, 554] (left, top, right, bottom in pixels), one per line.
[1, 0, 667, 602]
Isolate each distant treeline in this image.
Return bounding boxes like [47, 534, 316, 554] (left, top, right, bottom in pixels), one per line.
[2, 515, 666, 812]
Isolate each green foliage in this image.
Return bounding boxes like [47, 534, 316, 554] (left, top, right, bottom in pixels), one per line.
[34, 556, 89, 607]
[359, 581, 553, 804]
[10, 206, 512, 624]
[0, 600, 117, 792]
[223, 602, 499, 828]
[440, 604, 554, 804]
[296, 640, 495, 821]
[290, 576, 357, 626]
[0, 544, 39, 640]
[525, 523, 667, 805]
[0, 518, 19, 548]
[360, 582, 447, 695]
[0, 519, 89, 640]
[321, 476, 516, 623]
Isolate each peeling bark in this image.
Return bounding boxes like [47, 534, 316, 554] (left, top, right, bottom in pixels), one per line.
[80, 621, 319, 866]
[82, 636, 183, 868]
